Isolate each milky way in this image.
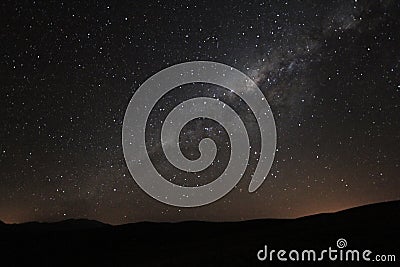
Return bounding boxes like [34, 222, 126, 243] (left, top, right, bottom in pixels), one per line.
[1, 0, 399, 224]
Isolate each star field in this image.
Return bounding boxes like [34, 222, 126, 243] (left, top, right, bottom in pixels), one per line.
[1, 0, 400, 224]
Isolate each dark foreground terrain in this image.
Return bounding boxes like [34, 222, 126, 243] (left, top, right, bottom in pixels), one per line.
[1, 201, 399, 266]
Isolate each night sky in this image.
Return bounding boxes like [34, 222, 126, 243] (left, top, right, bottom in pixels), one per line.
[1, 0, 400, 225]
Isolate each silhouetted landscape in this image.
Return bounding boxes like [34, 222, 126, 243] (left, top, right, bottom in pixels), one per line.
[1, 201, 399, 266]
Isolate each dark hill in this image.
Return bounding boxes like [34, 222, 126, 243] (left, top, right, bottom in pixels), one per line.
[1, 201, 399, 267]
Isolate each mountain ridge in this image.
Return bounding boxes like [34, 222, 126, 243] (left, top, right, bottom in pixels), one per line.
[2, 199, 399, 227]
[0, 200, 399, 266]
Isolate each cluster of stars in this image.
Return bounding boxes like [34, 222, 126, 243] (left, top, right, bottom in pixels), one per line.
[0, 0, 399, 224]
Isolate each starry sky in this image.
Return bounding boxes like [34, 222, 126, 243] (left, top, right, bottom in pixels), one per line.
[1, 0, 399, 225]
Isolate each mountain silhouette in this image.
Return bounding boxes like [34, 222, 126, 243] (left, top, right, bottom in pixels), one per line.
[1, 200, 399, 266]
